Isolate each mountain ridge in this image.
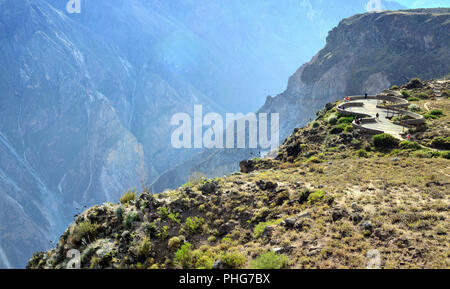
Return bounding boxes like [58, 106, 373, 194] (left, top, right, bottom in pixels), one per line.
[27, 76, 450, 269]
[151, 8, 450, 193]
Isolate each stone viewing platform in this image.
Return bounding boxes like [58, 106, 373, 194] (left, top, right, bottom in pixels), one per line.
[337, 94, 425, 139]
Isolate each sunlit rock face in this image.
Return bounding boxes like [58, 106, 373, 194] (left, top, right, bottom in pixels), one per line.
[262, 8, 450, 139]
[152, 8, 450, 195]
[0, 0, 441, 268]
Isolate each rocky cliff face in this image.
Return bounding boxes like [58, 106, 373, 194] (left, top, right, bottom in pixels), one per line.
[27, 77, 450, 270]
[2, 0, 410, 269]
[261, 8, 450, 138]
[152, 8, 450, 193]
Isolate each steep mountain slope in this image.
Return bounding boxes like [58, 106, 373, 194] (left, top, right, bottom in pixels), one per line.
[28, 77, 449, 269]
[0, 0, 149, 268]
[0, 0, 411, 268]
[152, 8, 450, 193]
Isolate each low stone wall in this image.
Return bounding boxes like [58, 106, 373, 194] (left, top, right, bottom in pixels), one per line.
[338, 94, 425, 126]
[384, 107, 426, 125]
[376, 95, 409, 108]
[352, 118, 384, 135]
[336, 102, 370, 117]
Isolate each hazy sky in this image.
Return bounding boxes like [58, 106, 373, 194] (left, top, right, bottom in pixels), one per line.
[396, 0, 450, 8]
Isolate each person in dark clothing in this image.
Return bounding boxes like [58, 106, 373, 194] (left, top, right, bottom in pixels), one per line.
[376, 113, 379, 119]
[365, 93, 368, 99]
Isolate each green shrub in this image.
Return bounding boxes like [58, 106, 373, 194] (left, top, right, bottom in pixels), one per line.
[409, 104, 420, 112]
[391, 85, 399, 90]
[328, 115, 338, 125]
[401, 90, 411, 98]
[307, 156, 322, 163]
[71, 221, 100, 243]
[253, 219, 282, 238]
[424, 109, 443, 119]
[415, 92, 428, 99]
[430, 137, 450, 150]
[157, 225, 169, 239]
[123, 211, 138, 228]
[308, 190, 325, 203]
[337, 116, 355, 124]
[407, 97, 420, 102]
[311, 121, 320, 128]
[250, 252, 289, 269]
[441, 151, 450, 159]
[120, 190, 136, 204]
[168, 236, 182, 249]
[182, 217, 205, 235]
[174, 243, 195, 268]
[372, 133, 399, 150]
[115, 206, 124, 222]
[356, 149, 369, 158]
[195, 255, 214, 269]
[137, 237, 152, 261]
[220, 251, 247, 269]
[157, 207, 170, 218]
[399, 141, 421, 150]
[330, 123, 352, 134]
[413, 150, 441, 159]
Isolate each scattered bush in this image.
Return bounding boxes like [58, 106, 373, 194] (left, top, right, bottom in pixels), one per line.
[298, 190, 311, 204]
[407, 97, 420, 102]
[391, 85, 399, 90]
[195, 255, 214, 269]
[250, 252, 289, 269]
[405, 78, 423, 89]
[399, 141, 421, 151]
[311, 121, 320, 128]
[431, 137, 450, 150]
[181, 217, 205, 235]
[157, 225, 169, 239]
[253, 219, 282, 238]
[337, 116, 355, 124]
[408, 104, 420, 112]
[123, 211, 138, 228]
[174, 243, 195, 268]
[356, 149, 369, 158]
[328, 115, 338, 125]
[137, 237, 152, 261]
[168, 237, 182, 249]
[415, 92, 428, 99]
[71, 221, 99, 243]
[187, 172, 206, 187]
[424, 109, 443, 119]
[308, 190, 325, 203]
[372, 133, 399, 150]
[115, 206, 124, 222]
[413, 150, 441, 159]
[441, 151, 450, 159]
[220, 251, 247, 269]
[307, 156, 322, 163]
[120, 190, 136, 204]
[401, 90, 411, 98]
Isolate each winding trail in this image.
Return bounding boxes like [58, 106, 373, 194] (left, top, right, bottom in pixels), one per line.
[337, 95, 425, 140]
[345, 99, 407, 138]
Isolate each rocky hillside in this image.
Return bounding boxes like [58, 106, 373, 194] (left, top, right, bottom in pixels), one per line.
[261, 8, 450, 140]
[151, 8, 450, 193]
[3, 0, 408, 268]
[28, 77, 449, 269]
